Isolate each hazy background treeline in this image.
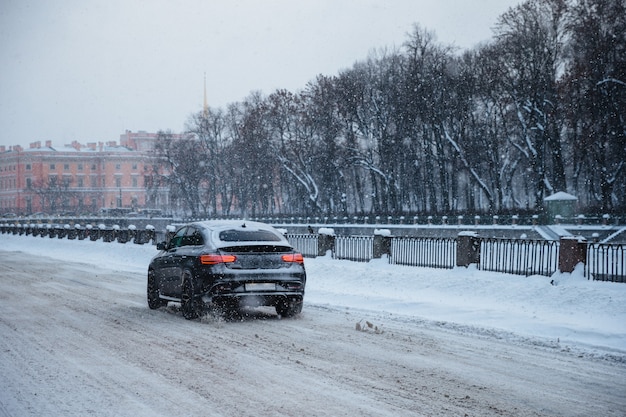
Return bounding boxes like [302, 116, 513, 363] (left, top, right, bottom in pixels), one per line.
[148, 0, 625, 219]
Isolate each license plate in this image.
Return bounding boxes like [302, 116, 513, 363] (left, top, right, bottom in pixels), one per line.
[245, 283, 275, 291]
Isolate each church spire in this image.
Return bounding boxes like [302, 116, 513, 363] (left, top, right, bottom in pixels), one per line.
[203, 72, 208, 117]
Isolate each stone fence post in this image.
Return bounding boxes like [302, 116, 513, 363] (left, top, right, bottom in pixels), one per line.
[373, 229, 392, 258]
[558, 236, 587, 273]
[317, 228, 335, 257]
[456, 232, 481, 267]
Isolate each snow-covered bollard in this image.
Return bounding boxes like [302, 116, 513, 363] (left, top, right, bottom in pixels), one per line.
[56, 224, 70, 239]
[86, 224, 98, 241]
[100, 223, 115, 243]
[116, 224, 131, 244]
[75, 223, 87, 240]
[67, 223, 78, 240]
[135, 224, 155, 245]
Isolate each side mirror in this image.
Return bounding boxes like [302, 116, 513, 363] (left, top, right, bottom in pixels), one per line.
[156, 242, 167, 250]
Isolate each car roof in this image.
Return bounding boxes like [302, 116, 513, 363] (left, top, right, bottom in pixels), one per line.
[190, 220, 290, 246]
[191, 219, 274, 231]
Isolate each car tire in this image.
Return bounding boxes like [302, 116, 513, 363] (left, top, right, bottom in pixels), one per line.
[276, 298, 303, 317]
[147, 269, 166, 309]
[181, 274, 200, 320]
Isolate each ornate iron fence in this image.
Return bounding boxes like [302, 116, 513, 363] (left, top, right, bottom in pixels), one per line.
[389, 237, 456, 269]
[285, 234, 319, 257]
[586, 243, 626, 283]
[334, 236, 374, 262]
[4, 224, 626, 282]
[479, 238, 559, 276]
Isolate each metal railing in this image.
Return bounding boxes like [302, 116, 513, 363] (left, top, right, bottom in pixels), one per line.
[390, 237, 456, 269]
[334, 236, 374, 262]
[4, 224, 626, 283]
[285, 234, 318, 257]
[479, 238, 559, 276]
[586, 243, 626, 283]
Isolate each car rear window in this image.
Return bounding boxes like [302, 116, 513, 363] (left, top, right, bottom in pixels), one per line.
[218, 229, 282, 242]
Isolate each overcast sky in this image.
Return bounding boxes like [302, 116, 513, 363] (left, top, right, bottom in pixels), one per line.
[1, 0, 520, 148]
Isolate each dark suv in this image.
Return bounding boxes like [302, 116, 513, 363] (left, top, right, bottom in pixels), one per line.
[147, 220, 306, 319]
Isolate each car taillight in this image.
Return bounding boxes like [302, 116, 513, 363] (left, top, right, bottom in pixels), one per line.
[199, 254, 237, 265]
[281, 253, 304, 264]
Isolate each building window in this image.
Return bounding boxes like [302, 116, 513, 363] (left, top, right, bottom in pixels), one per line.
[132, 163, 138, 170]
[91, 177, 97, 188]
[77, 178, 84, 187]
[50, 164, 56, 170]
[26, 164, 31, 170]
[115, 177, 121, 188]
[64, 163, 70, 170]
[78, 163, 83, 171]
[91, 164, 97, 170]
[26, 178, 32, 188]
[132, 177, 138, 187]
[115, 164, 121, 170]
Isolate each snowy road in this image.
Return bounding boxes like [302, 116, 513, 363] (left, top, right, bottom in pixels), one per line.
[1, 251, 625, 417]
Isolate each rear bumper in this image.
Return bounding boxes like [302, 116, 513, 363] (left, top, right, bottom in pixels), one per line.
[203, 292, 304, 308]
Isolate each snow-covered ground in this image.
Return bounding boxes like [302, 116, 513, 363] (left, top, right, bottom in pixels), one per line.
[2, 233, 625, 354]
[1, 233, 626, 416]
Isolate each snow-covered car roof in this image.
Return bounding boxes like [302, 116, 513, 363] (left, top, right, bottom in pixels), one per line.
[192, 220, 290, 247]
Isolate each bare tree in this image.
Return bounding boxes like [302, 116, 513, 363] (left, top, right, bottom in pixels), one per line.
[151, 131, 206, 217]
[494, 0, 568, 207]
[562, 0, 626, 211]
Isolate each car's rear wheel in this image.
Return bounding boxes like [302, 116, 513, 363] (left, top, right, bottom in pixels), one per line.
[147, 269, 166, 309]
[276, 298, 303, 317]
[181, 274, 201, 320]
